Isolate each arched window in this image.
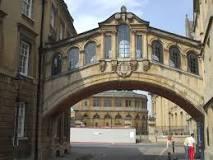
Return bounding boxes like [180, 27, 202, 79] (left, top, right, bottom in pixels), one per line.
[84, 42, 96, 65]
[68, 47, 79, 70]
[115, 113, 122, 119]
[135, 114, 140, 120]
[118, 24, 130, 58]
[93, 113, 100, 119]
[104, 114, 111, 119]
[187, 51, 199, 75]
[52, 53, 62, 76]
[169, 46, 181, 68]
[126, 114, 132, 120]
[152, 40, 163, 63]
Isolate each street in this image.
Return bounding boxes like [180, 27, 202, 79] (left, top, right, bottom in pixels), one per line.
[58, 143, 187, 160]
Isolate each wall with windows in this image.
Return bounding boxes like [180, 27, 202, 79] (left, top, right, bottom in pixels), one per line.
[43, 0, 76, 43]
[151, 95, 193, 136]
[192, 1, 213, 159]
[72, 91, 148, 135]
[0, 0, 76, 159]
[45, 9, 202, 80]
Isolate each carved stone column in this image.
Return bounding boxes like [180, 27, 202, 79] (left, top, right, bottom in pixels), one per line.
[131, 30, 136, 59]
[79, 50, 84, 66]
[112, 31, 117, 59]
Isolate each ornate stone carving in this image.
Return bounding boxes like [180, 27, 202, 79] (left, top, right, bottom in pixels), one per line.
[111, 60, 118, 72]
[130, 60, 138, 71]
[116, 61, 133, 78]
[142, 59, 151, 71]
[99, 60, 106, 72]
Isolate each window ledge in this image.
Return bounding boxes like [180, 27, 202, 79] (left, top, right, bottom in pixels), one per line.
[21, 14, 34, 26]
[18, 137, 28, 140]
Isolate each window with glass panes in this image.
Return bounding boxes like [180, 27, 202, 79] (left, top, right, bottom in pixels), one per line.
[93, 97, 100, 107]
[22, 0, 32, 18]
[104, 98, 112, 107]
[50, 4, 56, 28]
[104, 34, 112, 59]
[169, 46, 180, 68]
[136, 35, 143, 58]
[84, 42, 96, 65]
[51, 53, 62, 76]
[19, 41, 30, 76]
[125, 100, 131, 107]
[68, 48, 79, 70]
[17, 102, 26, 137]
[115, 98, 122, 107]
[187, 52, 199, 74]
[59, 21, 65, 40]
[152, 40, 163, 63]
[118, 24, 130, 58]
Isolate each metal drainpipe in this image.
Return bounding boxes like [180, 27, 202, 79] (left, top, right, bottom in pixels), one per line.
[34, 0, 45, 159]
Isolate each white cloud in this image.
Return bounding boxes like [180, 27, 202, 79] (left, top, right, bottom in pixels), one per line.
[64, 0, 149, 33]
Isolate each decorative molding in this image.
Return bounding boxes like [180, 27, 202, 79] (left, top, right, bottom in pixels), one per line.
[99, 60, 106, 72]
[130, 60, 138, 71]
[111, 60, 118, 72]
[142, 59, 151, 71]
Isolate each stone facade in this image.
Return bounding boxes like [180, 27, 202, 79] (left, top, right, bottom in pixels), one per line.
[188, 1, 213, 159]
[151, 95, 192, 136]
[72, 90, 148, 135]
[0, 0, 76, 159]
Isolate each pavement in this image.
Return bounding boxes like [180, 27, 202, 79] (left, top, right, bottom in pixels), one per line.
[56, 143, 190, 160]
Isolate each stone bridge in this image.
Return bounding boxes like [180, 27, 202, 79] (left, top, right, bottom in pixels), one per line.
[43, 7, 204, 121]
[39, 7, 207, 159]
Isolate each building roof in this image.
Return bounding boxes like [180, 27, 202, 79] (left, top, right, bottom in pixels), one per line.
[93, 90, 147, 100]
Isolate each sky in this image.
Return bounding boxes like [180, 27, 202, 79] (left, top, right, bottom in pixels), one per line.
[65, 0, 193, 114]
[64, 0, 193, 35]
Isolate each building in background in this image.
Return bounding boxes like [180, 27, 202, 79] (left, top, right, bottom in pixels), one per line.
[151, 95, 194, 136]
[72, 90, 148, 135]
[0, 0, 76, 159]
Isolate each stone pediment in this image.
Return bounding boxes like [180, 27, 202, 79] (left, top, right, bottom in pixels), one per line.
[98, 6, 149, 27]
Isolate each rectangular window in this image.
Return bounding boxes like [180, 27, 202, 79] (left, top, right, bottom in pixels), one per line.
[136, 35, 143, 58]
[115, 98, 122, 107]
[104, 35, 112, 59]
[59, 21, 65, 40]
[19, 40, 30, 76]
[125, 100, 131, 107]
[17, 102, 26, 138]
[93, 97, 100, 107]
[22, 0, 32, 18]
[104, 98, 112, 107]
[50, 4, 56, 29]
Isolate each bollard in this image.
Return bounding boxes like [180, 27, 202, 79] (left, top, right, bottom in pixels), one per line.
[167, 152, 171, 160]
[172, 141, 175, 153]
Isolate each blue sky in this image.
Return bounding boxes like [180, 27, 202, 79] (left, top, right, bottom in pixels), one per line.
[65, 0, 193, 35]
[64, 0, 193, 114]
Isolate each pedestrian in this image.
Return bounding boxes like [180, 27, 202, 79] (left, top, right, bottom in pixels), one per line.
[184, 136, 189, 160]
[188, 133, 196, 160]
[167, 134, 172, 149]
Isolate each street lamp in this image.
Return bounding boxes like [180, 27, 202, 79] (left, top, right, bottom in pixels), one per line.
[168, 111, 171, 135]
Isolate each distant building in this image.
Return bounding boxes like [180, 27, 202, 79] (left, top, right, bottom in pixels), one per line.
[72, 90, 148, 135]
[151, 95, 194, 136]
